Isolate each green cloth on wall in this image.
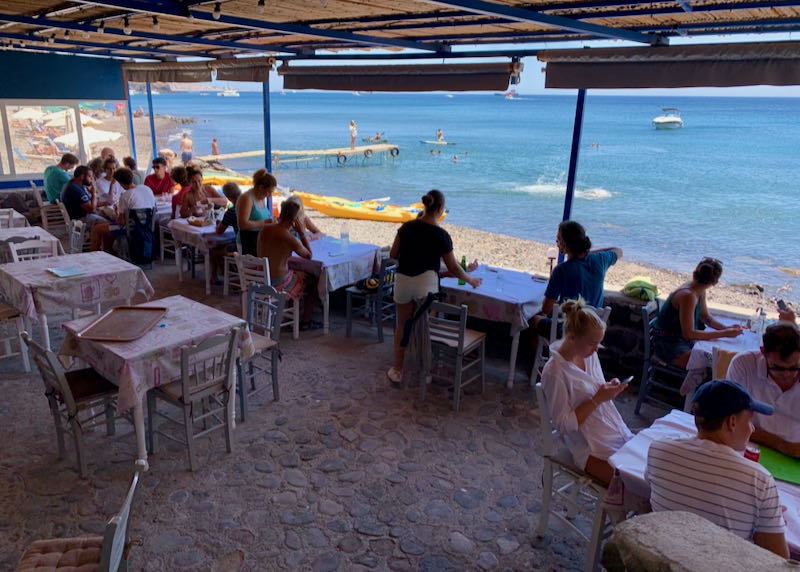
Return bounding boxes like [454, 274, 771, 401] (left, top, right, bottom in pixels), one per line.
[759, 445, 800, 485]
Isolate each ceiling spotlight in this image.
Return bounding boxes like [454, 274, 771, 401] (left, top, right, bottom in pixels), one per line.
[97, 21, 104, 34]
[123, 17, 132, 35]
[152, 16, 160, 31]
[213, 3, 221, 20]
[257, 0, 265, 14]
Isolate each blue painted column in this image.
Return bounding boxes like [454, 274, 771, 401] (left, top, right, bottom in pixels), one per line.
[125, 81, 137, 162]
[146, 83, 157, 172]
[559, 88, 586, 263]
[263, 80, 273, 215]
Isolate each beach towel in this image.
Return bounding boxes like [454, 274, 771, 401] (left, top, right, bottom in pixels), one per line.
[623, 276, 659, 301]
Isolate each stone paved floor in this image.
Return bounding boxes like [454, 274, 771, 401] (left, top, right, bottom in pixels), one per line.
[0, 259, 666, 571]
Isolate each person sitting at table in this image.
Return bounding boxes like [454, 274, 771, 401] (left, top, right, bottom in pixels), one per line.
[283, 195, 323, 241]
[237, 169, 274, 256]
[145, 156, 175, 199]
[89, 168, 156, 253]
[387, 189, 480, 385]
[178, 168, 226, 219]
[541, 297, 633, 486]
[646, 380, 788, 558]
[209, 182, 242, 285]
[94, 158, 121, 220]
[653, 257, 744, 368]
[61, 166, 106, 229]
[169, 165, 189, 218]
[256, 198, 319, 331]
[726, 320, 800, 458]
[529, 221, 621, 359]
[43, 152, 79, 204]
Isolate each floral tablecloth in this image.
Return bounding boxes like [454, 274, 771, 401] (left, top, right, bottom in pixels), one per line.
[0, 251, 154, 320]
[59, 295, 254, 412]
[289, 236, 380, 299]
[168, 218, 235, 254]
[1, 208, 29, 228]
[441, 266, 547, 334]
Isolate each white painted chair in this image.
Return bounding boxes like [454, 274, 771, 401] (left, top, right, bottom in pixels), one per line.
[68, 219, 90, 253]
[32, 185, 70, 239]
[535, 383, 612, 572]
[0, 210, 14, 229]
[9, 237, 60, 262]
[235, 252, 300, 340]
[0, 303, 30, 372]
[223, 243, 243, 296]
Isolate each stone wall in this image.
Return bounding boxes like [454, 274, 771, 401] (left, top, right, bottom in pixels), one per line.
[598, 291, 649, 381]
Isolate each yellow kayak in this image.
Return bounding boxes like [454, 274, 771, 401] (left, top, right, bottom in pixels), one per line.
[202, 171, 253, 186]
[294, 191, 446, 223]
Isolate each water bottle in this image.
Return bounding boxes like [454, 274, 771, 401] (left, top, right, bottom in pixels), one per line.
[340, 222, 350, 251]
[603, 468, 626, 524]
[458, 255, 467, 285]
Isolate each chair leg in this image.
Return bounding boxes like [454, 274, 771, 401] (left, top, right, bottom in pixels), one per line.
[223, 390, 234, 454]
[585, 506, 609, 572]
[70, 417, 88, 478]
[105, 401, 116, 436]
[50, 399, 66, 458]
[271, 350, 280, 402]
[480, 340, 486, 394]
[146, 392, 156, 454]
[537, 461, 553, 537]
[183, 403, 197, 471]
[530, 337, 546, 385]
[345, 292, 353, 338]
[223, 262, 230, 297]
[635, 366, 650, 415]
[236, 359, 247, 423]
[375, 295, 383, 343]
[292, 302, 299, 340]
[453, 353, 464, 412]
[16, 317, 30, 372]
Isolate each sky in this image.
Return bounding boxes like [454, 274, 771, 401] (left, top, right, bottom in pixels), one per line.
[213, 31, 800, 98]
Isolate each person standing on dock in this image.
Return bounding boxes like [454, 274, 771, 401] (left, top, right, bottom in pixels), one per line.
[349, 120, 357, 150]
[212, 138, 219, 156]
[180, 133, 194, 165]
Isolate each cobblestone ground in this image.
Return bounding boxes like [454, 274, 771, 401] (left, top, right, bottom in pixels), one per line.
[0, 261, 663, 571]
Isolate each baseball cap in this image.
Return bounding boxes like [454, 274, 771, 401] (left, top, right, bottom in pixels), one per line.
[691, 379, 774, 418]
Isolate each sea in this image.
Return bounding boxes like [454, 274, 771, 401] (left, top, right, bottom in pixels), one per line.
[131, 91, 800, 298]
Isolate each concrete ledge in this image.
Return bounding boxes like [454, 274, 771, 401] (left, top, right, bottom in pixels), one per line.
[602, 511, 792, 572]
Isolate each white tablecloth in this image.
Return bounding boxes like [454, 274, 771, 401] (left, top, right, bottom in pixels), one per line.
[687, 317, 761, 370]
[609, 409, 800, 553]
[168, 218, 235, 254]
[441, 265, 547, 335]
[289, 236, 379, 299]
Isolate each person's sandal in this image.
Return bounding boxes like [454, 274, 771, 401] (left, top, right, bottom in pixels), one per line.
[386, 367, 402, 384]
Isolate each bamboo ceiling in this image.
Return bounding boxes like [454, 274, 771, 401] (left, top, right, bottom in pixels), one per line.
[0, 1, 799, 61]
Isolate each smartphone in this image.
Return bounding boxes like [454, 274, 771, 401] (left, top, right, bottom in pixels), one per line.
[778, 300, 788, 311]
[618, 375, 634, 385]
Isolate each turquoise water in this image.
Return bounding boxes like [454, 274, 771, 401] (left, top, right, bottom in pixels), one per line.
[132, 91, 800, 296]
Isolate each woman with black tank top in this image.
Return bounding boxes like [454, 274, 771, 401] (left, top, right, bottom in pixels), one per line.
[386, 190, 481, 384]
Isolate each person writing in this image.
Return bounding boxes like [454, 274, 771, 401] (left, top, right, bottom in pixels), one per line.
[387, 189, 480, 384]
[727, 320, 800, 457]
[257, 199, 320, 331]
[236, 169, 275, 256]
[647, 380, 788, 558]
[541, 298, 633, 485]
[653, 258, 743, 368]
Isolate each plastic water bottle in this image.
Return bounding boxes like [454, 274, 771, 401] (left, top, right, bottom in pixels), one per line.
[603, 468, 626, 524]
[340, 222, 350, 251]
[458, 255, 467, 285]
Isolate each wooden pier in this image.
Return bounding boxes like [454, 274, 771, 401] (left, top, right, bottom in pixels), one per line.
[196, 143, 399, 167]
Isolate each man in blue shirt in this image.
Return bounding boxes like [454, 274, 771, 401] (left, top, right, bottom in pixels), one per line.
[60, 166, 106, 229]
[43, 153, 79, 204]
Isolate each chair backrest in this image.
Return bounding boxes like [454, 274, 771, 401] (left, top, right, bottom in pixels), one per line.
[235, 252, 271, 287]
[99, 459, 147, 572]
[641, 300, 661, 363]
[534, 382, 557, 458]
[712, 347, 738, 379]
[428, 301, 468, 353]
[21, 332, 79, 415]
[126, 208, 155, 264]
[247, 283, 286, 343]
[9, 237, 59, 262]
[0, 210, 13, 229]
[41, 203, 70, 237]
[69, 219, 86, 253]
[377, 257, 397, 296]
[180, 328, 240, 401]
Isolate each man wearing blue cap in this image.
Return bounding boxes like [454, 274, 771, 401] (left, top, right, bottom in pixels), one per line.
[646, 380, 789, 558]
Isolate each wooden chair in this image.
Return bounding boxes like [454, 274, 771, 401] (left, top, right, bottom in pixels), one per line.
[68, 219, 90, 253]
[21, 332, 119, 478]
[32, 184, 70, 239]
[345, 257, 397, 343]
[146, 328, 240, 471]
[237, 284, 285, 422]
[535, 383, 612, 572]
[235, 252, 300, 340]
[423, 301, 486, 412]
[0, 303, 30, 372]
[14, 460, 146, 571]
[0, 209, 14, 229]
[9, 238, 60, 262]
[222, 249, 242, 296]
[634, 300, 687, 414]
[712, 347, 738, 380]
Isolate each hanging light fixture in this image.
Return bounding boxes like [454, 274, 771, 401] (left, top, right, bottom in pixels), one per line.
[213, 3, 221, 20]
[123, 17, 132, 35]
[257, 0, 265, 14]
[152, 16, 160, 31]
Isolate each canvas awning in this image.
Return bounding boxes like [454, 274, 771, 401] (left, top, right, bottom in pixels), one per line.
[539, 41, 800, 89]
[123, 57, 276, 83]
[278, 62, 522, 92]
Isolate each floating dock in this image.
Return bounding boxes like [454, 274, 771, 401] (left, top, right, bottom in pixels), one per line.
[196, 144, 399, 167]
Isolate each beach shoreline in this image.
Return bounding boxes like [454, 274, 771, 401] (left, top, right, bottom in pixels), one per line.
[307, 208, 772, 314]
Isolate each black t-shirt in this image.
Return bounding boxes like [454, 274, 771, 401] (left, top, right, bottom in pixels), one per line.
[396, 219, 453, 277]
[61, 181, 91, 221]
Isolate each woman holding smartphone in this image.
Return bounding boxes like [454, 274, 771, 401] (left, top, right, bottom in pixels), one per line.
[540, 297, 633, 485]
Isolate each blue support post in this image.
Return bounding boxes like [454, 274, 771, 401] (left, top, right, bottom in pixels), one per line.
[558, 88, 586, 263]
[146, 82, 157, 173]
[263, 80, 273, 215]
[125, 82, 137, 163]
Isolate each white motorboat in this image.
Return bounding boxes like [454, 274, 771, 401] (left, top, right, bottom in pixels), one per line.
[652, 108, 683, 129]
[217, 86, 240, 97]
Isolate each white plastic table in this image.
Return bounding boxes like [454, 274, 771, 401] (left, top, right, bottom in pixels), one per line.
[169, 218, 235, 295]
[289, 236, 380, 334]
[59, 295, 254, 469]
[609, 409, 800, 555]
[441, 265, 547, 388]
[0, 251, 154, 350]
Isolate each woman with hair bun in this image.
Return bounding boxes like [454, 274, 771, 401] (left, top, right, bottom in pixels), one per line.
[654, 257, 743, 368]
[541, 297, 633, 485]
[387, 189, 481, 384]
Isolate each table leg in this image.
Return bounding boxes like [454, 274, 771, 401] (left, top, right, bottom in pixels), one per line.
[41, 313, 51, 351]
[323, 293, 329, 335]
[132, 402, 150, 471]
[507, 331, 520, 389]
[176, 242, 184, 282]
[204, 253, 211, 295]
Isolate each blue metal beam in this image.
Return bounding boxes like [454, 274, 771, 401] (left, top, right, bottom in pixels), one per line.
[146, 82, 157, 170]
[0, 31, 203, 59]
[262, 80, 272, 215]
[68, 0, 447, 52]
[126, 83, 137, 163]
[422, 0, 659, 44]
[561, 88, 586, 226]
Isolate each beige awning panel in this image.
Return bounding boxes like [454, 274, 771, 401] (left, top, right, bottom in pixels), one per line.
[123, 57, 276, 83]
[538, 42, 800, 88]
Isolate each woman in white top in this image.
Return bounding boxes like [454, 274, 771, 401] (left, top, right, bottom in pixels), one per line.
[541, 297, 633, 485]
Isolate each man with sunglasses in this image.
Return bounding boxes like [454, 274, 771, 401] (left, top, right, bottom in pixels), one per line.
[144, 156, 174, 197]
[727, 319, 800, 457]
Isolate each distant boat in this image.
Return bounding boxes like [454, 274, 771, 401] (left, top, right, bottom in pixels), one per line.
[652, 108, 683, 129]
[420, 140, 456, 146]
[218, 86, 240, 97]
[445, 94, 454, 98]
[353, 91, 361, 96]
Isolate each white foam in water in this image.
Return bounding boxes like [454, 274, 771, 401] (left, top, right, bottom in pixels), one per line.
[509, 182, 612, 200]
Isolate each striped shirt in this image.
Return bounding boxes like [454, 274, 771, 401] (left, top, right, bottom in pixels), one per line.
[646, 437, 785, 540]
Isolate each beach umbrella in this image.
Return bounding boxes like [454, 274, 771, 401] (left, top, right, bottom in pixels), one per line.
[55, 126, 122, 147]
[11, 107, 45, 121]
[44, 110, 102, 127]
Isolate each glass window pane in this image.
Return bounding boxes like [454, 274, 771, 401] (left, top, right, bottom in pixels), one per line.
[79, 101, 130, 163]
[0, 106, 9, 175]
[7, 104, 77, 175]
